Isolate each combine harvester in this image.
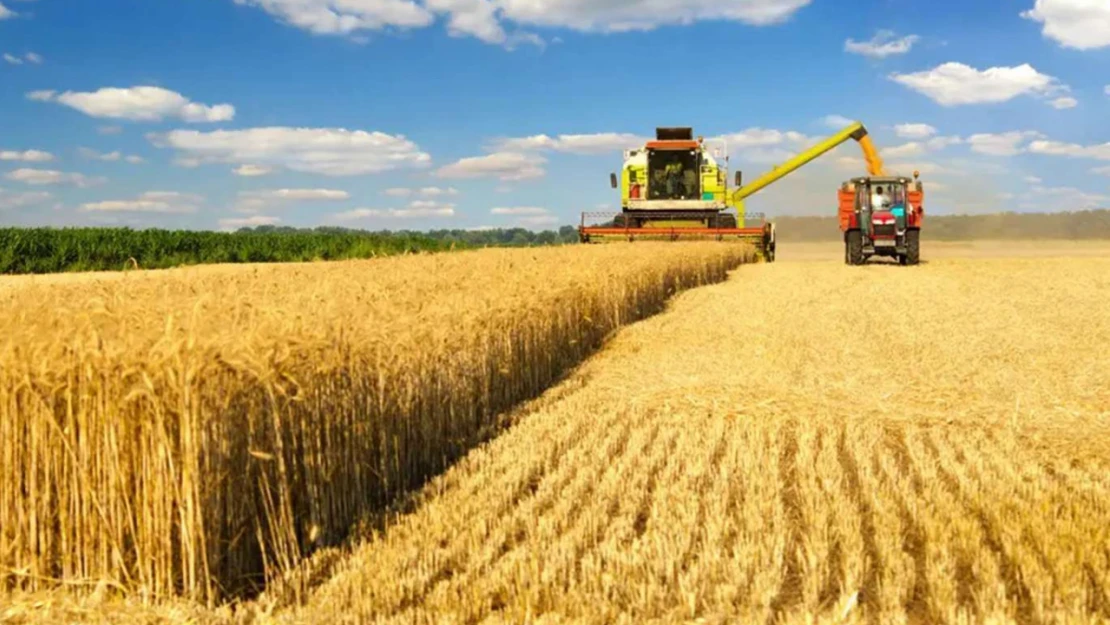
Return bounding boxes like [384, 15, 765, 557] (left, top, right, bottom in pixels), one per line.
[578, 121, 886, 261]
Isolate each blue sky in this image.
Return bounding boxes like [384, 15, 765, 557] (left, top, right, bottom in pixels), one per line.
[1, 0, 1108, 231]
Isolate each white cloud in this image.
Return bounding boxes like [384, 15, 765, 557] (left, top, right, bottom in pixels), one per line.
[417, 186, 458, 196]
[1106, 85, 1110, 96]
[77, 147, 145, 163]
[925, 136, 963, 150]
[967, 131, 1043, 156]
[1049, 96, 1078, 109]
[889, 63, 1063, 106]
[490, 206, 548, 215]
[80, 191, 202, 214]
[1028, 184, 1108, 210]
[1027, 139, 1110, 160]
[233, 0, 434, 35]
[3, 53, 22, 65]
[1024, 176, 1043, 184]
[81, 201, 191, 214]
[436, 151, 545, 180]
[4, 168, 106, 187]
[31, 86, 235, 122]
[491, 132, 647, 154]
[894, 123, 937, 139]
[844, 30, 919, 58]
[0, 188, 52, 211]
[25, 52, 42, 64]
[821, 115, 855, 129]
[152, 127, 430, 176]
[0, 3, 15, 20]
[233, 164, 274, 177]
[1021, 0, 1110, 50]
[516, 214, 559, 227]
[1091, 166, 1110, 177]
[235, 188, 350, 213]
[335, 200, 457, 220]
[716, 128, 812, 152]
[883, 142, 926, 158]
[220, 215, 281, 229]
[239, 0, 812, 45]
[0, 149, 54, 162]
[98, 125, 124, 136]
[383, 186, 459, 197]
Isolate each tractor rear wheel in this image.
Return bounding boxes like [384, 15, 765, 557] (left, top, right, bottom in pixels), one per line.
[905, 229, 920, 265]
[845, 230, 864, 265]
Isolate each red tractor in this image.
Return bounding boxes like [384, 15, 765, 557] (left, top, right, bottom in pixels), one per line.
[839, 172, 924, 265]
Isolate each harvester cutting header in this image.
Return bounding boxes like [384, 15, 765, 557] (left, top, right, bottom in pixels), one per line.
[579, 121, 888, 261]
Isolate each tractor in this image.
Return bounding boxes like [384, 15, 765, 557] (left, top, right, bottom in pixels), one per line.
[839, 172, 924, 265]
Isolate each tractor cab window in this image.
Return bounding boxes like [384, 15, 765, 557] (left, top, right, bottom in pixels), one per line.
[647, 149, 700, 201]
[889, 184, 906, 207]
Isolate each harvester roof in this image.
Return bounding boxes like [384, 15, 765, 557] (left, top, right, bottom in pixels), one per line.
[655, 127, 693, 140]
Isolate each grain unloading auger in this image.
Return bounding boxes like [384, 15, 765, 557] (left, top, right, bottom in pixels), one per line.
[579, 122, 886, 261]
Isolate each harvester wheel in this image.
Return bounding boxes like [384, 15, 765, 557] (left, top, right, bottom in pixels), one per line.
[845, 230, 864, 265]
[905, 229, 920, 265]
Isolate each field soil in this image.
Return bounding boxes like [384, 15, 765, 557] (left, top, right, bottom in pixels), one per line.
[5, 241, 1110, 624]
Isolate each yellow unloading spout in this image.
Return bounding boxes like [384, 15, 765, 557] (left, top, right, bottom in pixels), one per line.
[857, 134, 886, 176]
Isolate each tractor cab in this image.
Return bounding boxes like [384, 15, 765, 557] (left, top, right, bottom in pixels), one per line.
[839, 172, 925, 265]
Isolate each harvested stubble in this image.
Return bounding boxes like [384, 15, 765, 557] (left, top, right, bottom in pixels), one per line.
[258, 255, 1108, 625]
[0, 243, 755, 604]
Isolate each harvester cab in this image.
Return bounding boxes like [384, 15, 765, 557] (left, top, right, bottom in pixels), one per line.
[581, 121, 887, 264]
[839, 172, 924, 265]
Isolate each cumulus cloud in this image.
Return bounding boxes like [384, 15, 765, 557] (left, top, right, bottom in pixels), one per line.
[490, 206, 548, 215]
[0, 3, 15, 20]
[233, 0, 434, 35]
[0, 188, 52, 211]
[80, 191, 202, 214]
[1049, 96, 1078, 109]
[3, 53, 22, 65]
[238, 0, 813, 45]
[894, 123, 937, 139]
[151, 127, 431, 176]
[335, 199, 456, 219]
[890, 63, 1064, 106]
[30, 86, 235, 122]
[491, 132, 647, 154]
[821, 115, 855, 129]
[882, 142, 927, 158]
[1021, 0, 1110, 50]
[0, 149, 54, 162]
[77, 147, 145, 163]
[967, 131, 1044, 156]
[4, 168, 106, 187]
[383, 186, 458, 197]
[25, 52, 42, 64]
[844, 30, 919, 58]
[232, 164, 274, 177]
[437, 151, 545, 180]
[1028, 184, 1109, 210]
[235, 188, 350, 213]
[925, 136, 963, 150]
[220, 214, 281, 229]
[1027, 139, 1110, 160]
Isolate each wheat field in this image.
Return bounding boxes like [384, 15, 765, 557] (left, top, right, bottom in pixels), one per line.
[0, 244, 753, 604]
[4, 243, 1110, 625]
[252, 250, 1109, 625]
